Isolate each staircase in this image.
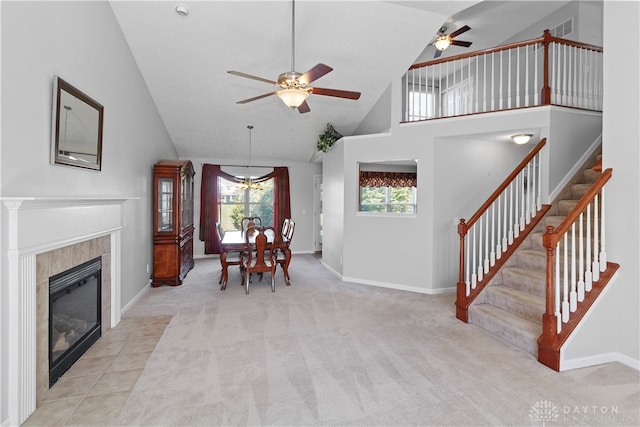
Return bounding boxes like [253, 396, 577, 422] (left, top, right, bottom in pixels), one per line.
[467, 150, 602, 358]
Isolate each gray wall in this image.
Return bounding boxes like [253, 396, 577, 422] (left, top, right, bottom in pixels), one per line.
[1, 2, 177, 422]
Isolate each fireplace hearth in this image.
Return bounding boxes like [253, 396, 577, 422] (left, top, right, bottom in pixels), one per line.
[49, 257, 102, 386]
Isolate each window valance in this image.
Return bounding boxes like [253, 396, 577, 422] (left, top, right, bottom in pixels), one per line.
[359, 171, 417, 188]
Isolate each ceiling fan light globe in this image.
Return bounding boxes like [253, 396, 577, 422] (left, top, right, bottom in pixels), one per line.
[277, 88, 309, 108]
[434, 36, 451, 51]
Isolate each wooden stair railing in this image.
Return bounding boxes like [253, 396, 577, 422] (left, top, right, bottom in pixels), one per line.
[403, 30, 603, 122]
[456, 138, 551, 321]
[538, 168, 619, 371]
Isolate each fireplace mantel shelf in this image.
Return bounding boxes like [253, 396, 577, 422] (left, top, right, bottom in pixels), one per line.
[1, 196, 139, 209]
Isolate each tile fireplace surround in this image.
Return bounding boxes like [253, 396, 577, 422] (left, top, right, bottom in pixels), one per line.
[1, 197, 131, 426]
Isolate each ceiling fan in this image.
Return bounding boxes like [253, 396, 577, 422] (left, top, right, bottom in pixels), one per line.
[432, 25, 472, 58]
[227, 0, 360, 114]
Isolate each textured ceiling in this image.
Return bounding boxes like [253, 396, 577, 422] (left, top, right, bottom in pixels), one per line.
[110, 1, 570, 163]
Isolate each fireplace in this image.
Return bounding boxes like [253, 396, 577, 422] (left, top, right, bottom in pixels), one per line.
[2, 196, 128, 425]
[49, 257, 102, 386]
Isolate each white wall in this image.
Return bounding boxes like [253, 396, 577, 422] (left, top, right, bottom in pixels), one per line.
[321, 142, 345, 275]
[187, 157, 321, 257]
[326, 101, 599, 293]
[562, 0, 640, 368]
[1, 3, 177, 423]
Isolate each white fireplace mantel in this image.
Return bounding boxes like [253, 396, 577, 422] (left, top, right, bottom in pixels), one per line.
[1, 196, 136, 425]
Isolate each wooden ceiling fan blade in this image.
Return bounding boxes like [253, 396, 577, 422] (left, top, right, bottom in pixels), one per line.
[297, 100, 311, 113]
[451, 40, 472, 48]
[449, 24, 471, 39]
[299, 63, 333, 85]
[311, 87, 361, 100]
[236, 92, 277, 104]
[227, 71, 278, 86]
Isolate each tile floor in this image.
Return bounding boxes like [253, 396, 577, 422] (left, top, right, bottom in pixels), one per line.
[23, 315, 172, 426]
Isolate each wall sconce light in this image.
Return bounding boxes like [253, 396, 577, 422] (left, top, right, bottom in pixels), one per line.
[511, 133, 533, 145]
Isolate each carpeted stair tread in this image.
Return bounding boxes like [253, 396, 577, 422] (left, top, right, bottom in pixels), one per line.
[468, 303, 540, 356]
[501, 266, 546, 298]
[516, 249, 546, 270]
[583, 168, 600, 183]
[571, 183, 593, 199]
[483, 285, 544, 323]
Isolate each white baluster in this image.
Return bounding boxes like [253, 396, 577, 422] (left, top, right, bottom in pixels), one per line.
[499, 50, 504, 109]
[551, 43, 557, 104]
[465, 228, 470, 295]
[507, 48, 512, 108]
[570, 223, 577, 312]
[526, 162, 531, 224]
[525, 45, 530, 106]
[475, 56, 479, 113]
[531, 45, 540, 105]
[585, 200, 593, 291]
[555, 245, 562, 333]
[519, 170, 525, 231]
[471, 225, 477, 289]
[510, 180, 516, 242]
[478, 217, 484, 282]
[577, 212, 585, 302]
[483, 54, 487, 112]
[503, 188, 508, 251]
[562, 233, 570, 323]
[490, 203, 496, 266]
[516, 46, 521, 107]
[600, 187, 607, 272]
[484, 212, 490, 274]
[592, 194, 600, 281]
[496, 195, 502, 259]
[537, 151, 542, 210]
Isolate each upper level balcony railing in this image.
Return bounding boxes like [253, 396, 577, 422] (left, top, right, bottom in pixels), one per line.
[402, 30, 603, 122]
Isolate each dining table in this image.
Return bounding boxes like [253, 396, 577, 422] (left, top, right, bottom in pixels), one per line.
[219, 229, 291, 290]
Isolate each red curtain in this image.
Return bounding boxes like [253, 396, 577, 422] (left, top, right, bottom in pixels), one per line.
[199, 164, 291, 254]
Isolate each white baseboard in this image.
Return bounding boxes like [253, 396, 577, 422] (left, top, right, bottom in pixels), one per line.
[561, 352, 640, 372]
[318, 259, 455, 295]
[342, 275, 456, 295]
[120, 280, 152, 316]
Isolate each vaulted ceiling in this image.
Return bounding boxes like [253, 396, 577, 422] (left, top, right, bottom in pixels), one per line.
[110, 1, 570, 163]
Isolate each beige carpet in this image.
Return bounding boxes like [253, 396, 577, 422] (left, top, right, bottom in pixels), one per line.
[118, 255, 639, 426]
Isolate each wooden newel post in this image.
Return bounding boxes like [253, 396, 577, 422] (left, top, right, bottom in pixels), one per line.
[538, 225, 560, 370]
[456, 219, 469, 322]
[541, 29, 552, 105]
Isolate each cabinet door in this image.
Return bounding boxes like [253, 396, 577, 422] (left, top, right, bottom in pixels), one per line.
[157, 177, 174, 232]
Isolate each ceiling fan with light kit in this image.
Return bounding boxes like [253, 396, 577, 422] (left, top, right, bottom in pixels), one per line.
[432, 25, 472, 58]
[227, 0, 361, 113]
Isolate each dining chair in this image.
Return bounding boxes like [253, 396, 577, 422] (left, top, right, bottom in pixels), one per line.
[240, 226, 277, 294]
[241, 216, 262, 232]
[216, 222, 242, 290]
[275, 219, 295, 286]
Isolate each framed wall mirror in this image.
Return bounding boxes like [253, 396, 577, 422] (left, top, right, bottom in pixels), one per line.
[51, 76, 104, 171]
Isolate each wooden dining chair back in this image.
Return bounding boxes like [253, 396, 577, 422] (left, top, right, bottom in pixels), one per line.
[216, 222, 242, 290]
[275, 219, 295, 286]
[241, 216, 262, 232]
[241, 226, 276, 294]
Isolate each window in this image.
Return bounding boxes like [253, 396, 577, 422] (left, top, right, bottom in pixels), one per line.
[441, 78, 473, 116]
[218, 177, 274, 230]
[407, 85, 436, 121]
[358, 165, 417, 214]
[360, 186, 417, 213]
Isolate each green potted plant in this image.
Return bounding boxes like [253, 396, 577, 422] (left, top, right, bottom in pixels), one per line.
[317, 123, 343, 153]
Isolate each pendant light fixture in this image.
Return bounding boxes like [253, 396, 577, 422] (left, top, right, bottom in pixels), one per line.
[240, 125, 262, 190]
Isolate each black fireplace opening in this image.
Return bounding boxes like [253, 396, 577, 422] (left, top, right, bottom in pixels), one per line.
[49, 256, 102, 387]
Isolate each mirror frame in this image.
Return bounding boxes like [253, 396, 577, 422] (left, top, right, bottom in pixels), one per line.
[51, 76, 104, 171]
